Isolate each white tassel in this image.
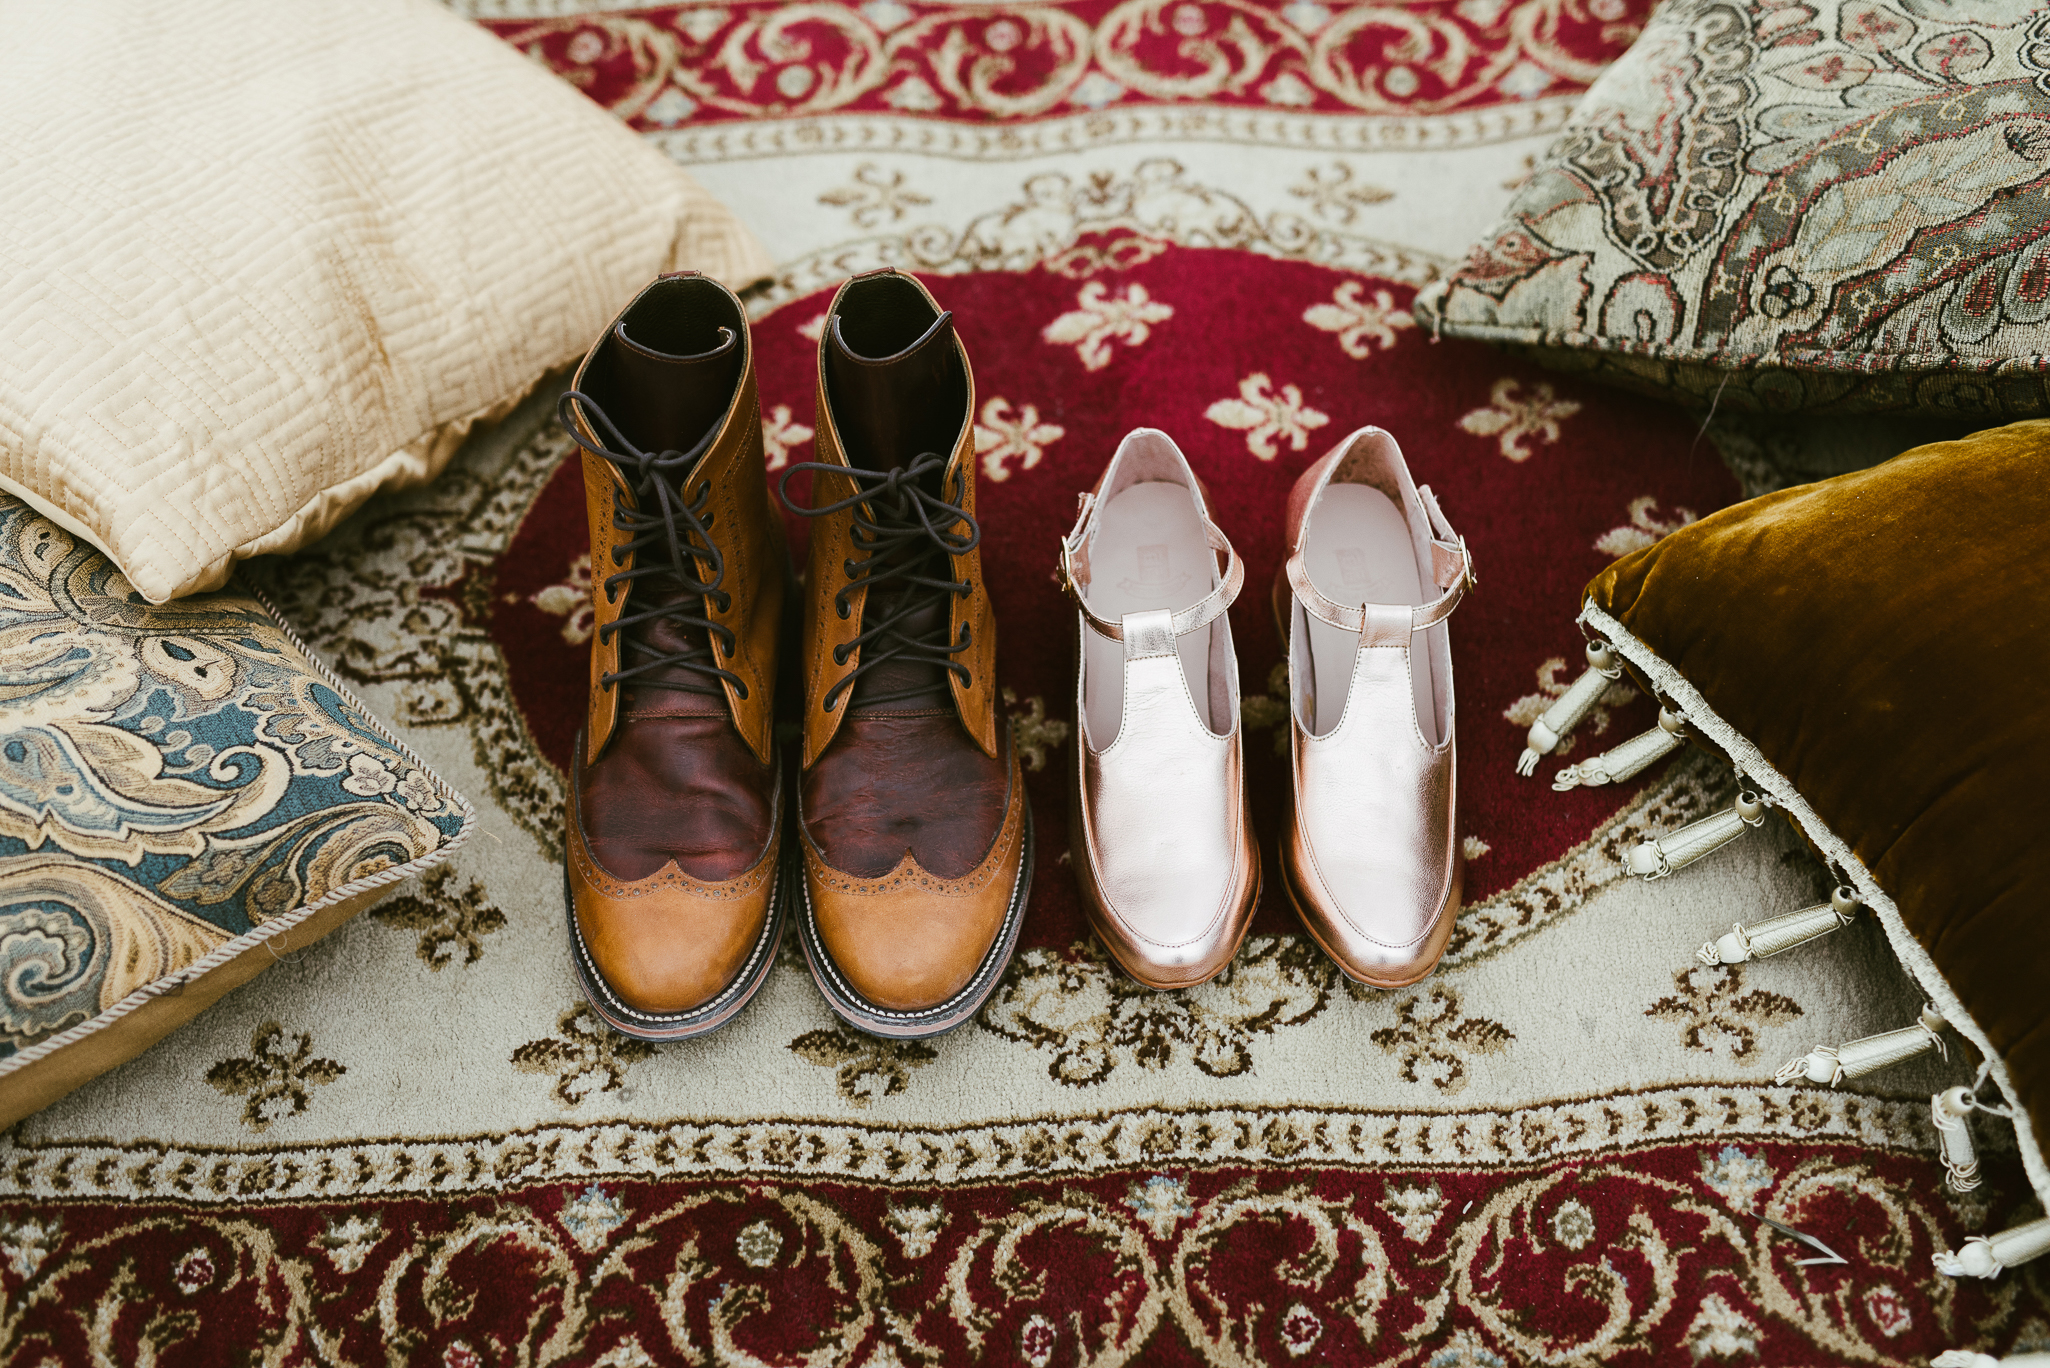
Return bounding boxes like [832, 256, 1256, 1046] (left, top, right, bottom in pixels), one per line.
[1934, 1214, 2050, 1279]
[1698, 886, 1860, 966]
[1553, 707, 1687, 790]
[1516, 641, 1622, 776]
[1774, 1006, 1948, 1086]
[1627, 790, 1767, 879]
[1933, 1087, 1982, 1193]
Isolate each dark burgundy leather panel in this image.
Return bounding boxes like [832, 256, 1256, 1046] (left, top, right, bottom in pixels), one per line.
[802, 711, 1009, 880]
[582, 713, 776, 883]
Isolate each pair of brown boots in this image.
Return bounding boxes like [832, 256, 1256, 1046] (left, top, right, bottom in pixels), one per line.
[560, 269, 1031, 1042]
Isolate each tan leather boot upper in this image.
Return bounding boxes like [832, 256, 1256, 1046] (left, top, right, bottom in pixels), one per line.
[561, 273, 788, 1040]
[781, 269, 1030, 1037]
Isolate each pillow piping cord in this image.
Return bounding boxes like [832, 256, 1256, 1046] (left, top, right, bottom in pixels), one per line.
[1577, 600, 2050, 1265]
[0, 577, 476, 1085]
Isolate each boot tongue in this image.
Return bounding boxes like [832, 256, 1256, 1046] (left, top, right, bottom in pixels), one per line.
[824, 310, 967, 712]
[608, 321, 742, 705]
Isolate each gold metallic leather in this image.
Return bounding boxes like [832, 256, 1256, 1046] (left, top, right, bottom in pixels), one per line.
[799, 271, 997, 768]
[1277, 433, 1465, 989]
[802, 744, 1027, 1012]
[1063, 433, 1260, 991]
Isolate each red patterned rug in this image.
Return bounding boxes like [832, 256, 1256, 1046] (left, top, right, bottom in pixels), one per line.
[5, 4, 2044, 1365]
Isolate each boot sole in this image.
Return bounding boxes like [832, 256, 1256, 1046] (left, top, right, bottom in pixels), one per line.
[797, 796, 1034, 1041]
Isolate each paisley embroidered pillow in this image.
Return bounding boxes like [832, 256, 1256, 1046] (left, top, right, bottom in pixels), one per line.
[0, 496, 472, 1127]
[1415, 0, 2050, 416]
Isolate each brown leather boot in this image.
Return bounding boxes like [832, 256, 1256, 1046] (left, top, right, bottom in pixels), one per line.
[559, 273, 788, 1041]
[780, 269, 1031, 1039]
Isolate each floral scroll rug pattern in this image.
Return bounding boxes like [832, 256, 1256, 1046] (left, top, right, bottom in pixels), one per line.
[1, 3, 2043, 1363]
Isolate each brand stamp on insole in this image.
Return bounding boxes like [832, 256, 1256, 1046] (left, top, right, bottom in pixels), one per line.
[1119, 543, 1190, 595]
[1336, 547, 1371, 587]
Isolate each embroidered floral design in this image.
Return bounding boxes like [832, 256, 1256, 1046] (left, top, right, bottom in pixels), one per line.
[1367, 985, 1514, 1095]
[174, 1247, 215, 1294]
[761, 403, 815, 472]
[1645, 965, 1803, 1058]
[1594, 496, 1698, 559]
[1865, 1285, 1913, 1338]
[884, 1201, 945, 1258]
[1458, 378, 1581, 461]
[1303, 280, 1415, 358]
[445, 1340, 483, 1368]
[981, 937, 1335, 1085]
[973, 397, 1065, 481]
[788, 1026, 937, 1108]
[1125, 1174, 1193, 1239]
[559, 1185, 630, 1253]
[1502, 655, 1636, 756]
[531, 553, 594, 644]
[315, 1214, 384, 1274]
[510, 1005, 655, 1107]
[0, 1217, 58, 1279]
[1550, 1198, 1596, 1250]
[1041, 281, 1174, 371]
[1381, 1181, 1446, 1243]
[1699, 1145, 1775, 1213]
[818, 162, 932, 226]
[1288, 161, 1394, 222]
[204, 1021, 347, 1132]
[796, 312, 829, 343]
[370, 866, 505, 970]
[1002, 688, 1070, 772]
[340, 752, 398, 797]
[1462, 835, 1490, 860]
[1686, 1293, 1761, 1360]
[1280, 1302, 1324, 1356]
[735, 1220, 784, 1268]
[1205, 372, 1331, 459]
[1019, 1313, 1059, 1367]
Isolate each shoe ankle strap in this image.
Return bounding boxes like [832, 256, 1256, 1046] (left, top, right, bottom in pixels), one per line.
[1058, 489, 1245, 644]
[1287, 481, 1476, 638]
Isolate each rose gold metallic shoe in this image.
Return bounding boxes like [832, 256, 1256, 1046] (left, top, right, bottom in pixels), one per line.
[1275, 426, 1474, 989]
[1059, 429, 1259, 991]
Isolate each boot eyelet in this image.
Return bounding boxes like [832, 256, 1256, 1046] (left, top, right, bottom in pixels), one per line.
[837, 602, 850, 620]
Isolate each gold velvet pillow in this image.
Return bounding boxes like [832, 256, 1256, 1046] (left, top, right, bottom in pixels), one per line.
[1574, 421, 2048, 1240]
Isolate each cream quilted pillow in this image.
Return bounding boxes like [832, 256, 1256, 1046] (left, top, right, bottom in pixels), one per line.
[0, 0, 770, 603]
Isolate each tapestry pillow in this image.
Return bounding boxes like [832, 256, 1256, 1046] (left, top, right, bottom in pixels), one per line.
[1528, 420, 2047, 1271]
[0, 496, 472, 1129]
[1414, 0, 2050, 416]
[0, 0, 772, 604]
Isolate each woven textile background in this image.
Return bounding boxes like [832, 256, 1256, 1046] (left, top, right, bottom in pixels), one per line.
[2, 4, 2044, 1364]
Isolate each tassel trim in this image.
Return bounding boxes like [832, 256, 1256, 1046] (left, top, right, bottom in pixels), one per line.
[1774, 1006, 1948, 1087]
[1516, 641, 1621, 776]
[1698, 886, 1860, 966]
[1934, 1214, 2050, 1279]
[1627, 790, 1766, 880]
[1553, 706, 1685, 790]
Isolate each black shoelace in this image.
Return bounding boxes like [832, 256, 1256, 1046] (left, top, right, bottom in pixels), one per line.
[559, 391, 746, 699]
[779, 451, 980, 710]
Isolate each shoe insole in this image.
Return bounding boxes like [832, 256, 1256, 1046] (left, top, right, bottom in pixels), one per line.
[1083, 481, 1217, 746]
[1302, 484, 1437, 744]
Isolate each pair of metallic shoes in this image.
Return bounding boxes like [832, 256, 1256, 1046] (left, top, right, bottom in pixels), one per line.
[1060, 428, 1473, 991]
[560, 269, 1030, 1043]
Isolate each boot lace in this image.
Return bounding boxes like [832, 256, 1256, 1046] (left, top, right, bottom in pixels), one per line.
[779, 452, 979, 710]
[559, 391, 746, 699]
